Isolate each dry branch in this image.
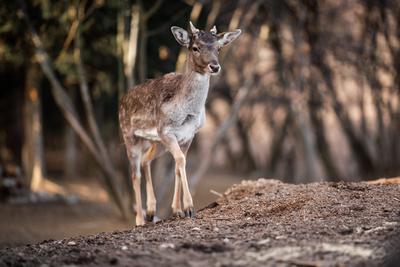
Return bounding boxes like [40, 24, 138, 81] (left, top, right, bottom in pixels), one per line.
[190, 7, 265, 192]
[190, 74, 256, 192]
[73, 6, 128, 214]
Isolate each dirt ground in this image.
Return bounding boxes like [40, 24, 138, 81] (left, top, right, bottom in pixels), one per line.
[1, 179, 399, 267]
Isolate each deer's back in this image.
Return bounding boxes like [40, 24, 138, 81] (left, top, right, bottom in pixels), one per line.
[119, 73, 183, 138]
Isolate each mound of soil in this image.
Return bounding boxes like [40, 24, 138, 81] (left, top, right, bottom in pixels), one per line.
[1, 179, 399, 266]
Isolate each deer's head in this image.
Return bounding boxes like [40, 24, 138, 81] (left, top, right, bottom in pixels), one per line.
[171, 22, 241, 75]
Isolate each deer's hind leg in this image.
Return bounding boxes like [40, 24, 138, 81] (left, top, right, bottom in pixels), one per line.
[130, 153, 144, 226]
[123, 136, 145, 226]
[141, 143, 158, 222]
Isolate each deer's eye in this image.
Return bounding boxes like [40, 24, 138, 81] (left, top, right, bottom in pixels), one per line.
[192, 46, 200, 53]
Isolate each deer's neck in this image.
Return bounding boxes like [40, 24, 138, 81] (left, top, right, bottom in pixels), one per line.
[178, 55, 210, 107]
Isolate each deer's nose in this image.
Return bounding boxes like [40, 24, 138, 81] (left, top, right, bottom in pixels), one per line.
[209, 64, 221, 73]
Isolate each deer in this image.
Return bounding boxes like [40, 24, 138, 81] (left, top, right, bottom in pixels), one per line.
[119, 22, 241, 226]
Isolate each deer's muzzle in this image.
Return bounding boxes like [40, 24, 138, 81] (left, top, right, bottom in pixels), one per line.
[208, 63, 221, 74]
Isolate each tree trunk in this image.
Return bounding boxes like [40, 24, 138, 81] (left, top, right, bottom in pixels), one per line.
[124, 4, 140, 89]
[117, 10, 126, 98]
[206, 0, 222, 29]
[175, 2, 203, 72]
[236, 115, 257, 172]
[291, 102, 318, 181]
[65, 124, 77, 178]
[22, 62, 45, 191]
[308, 86, 341, 180]
[64, 85, 78, 178]
[138, 17, 147, 83]
[267, 109, 292, 176]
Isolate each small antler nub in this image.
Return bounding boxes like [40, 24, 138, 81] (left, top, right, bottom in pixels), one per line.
[210, 25, 217, 34]
[189, 21, 199, 34]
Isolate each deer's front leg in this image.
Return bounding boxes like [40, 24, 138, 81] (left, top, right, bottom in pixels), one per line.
[160, 134, 195, 218]
[171, 139, 193, 217]
[180, 139, 194, 217]
[171, 167, 183, 217]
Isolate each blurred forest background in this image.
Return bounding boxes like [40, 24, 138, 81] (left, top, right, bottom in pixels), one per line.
[0, 0, 399, 245]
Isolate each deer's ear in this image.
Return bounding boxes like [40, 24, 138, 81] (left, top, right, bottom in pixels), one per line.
[217, 29, 242, 47]
[171, 26, 190, 47]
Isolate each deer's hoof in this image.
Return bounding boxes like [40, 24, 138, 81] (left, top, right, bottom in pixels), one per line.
[184, 207, 195, 218]
[135, 218, 145, 226]
[145, 211, 155, 223]
[172, 210, 185, 218]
